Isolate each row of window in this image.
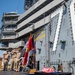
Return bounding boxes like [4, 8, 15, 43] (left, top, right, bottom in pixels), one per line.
[38, 41, 66, 55]
[50, 41, 66, 50]
[24, 0, 39, 10]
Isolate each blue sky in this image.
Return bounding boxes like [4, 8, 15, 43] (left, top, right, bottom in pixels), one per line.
[0, 0, 25, 57]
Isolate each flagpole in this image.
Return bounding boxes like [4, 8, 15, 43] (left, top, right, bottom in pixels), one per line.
[28, 23, 36, 69]
[32, 24, 36, 69]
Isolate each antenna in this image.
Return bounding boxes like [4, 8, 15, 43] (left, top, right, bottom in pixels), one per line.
[16, 0, 20, 13]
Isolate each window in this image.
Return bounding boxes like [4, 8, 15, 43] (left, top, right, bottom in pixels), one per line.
[37, 48, 41, 54]
[61, 41, 66, 50]
[63, 5, 67, 15]
[74, 3, 75, 14]
[50, 42, 53, 48]
[59, 53, 60, 57]
[49, 22, 52, 35]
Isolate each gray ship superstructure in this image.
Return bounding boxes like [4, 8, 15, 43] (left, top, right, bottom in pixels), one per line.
[0, 12, 19, 50]
[1, 0, 75, 74]
[16, 0, 75, 74]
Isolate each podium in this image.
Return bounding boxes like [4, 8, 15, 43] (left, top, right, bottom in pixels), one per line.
[28, 69, 36, 74]
[0, 57, 2, 70]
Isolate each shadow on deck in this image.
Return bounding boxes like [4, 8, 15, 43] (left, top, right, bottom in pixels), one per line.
[0, 71, 26, 75]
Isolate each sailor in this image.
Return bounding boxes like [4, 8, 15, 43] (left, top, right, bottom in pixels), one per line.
[3, 50, 10, 71]
[10, 49, 17, 71]
[58, 63, 63, 72]
[14, 47, 21, 72]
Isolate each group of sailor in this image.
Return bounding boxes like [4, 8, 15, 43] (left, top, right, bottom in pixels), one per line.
[2, 47, 63, 72]
[2, 47, 21, 72]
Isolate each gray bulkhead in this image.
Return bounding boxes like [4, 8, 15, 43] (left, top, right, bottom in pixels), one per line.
[35, 0, 75, 73]
[50, 0, 75, 73]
